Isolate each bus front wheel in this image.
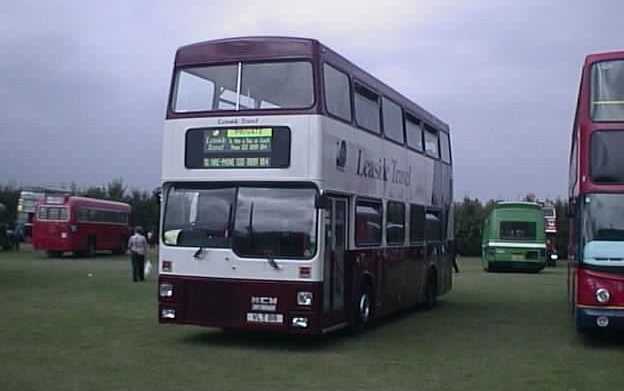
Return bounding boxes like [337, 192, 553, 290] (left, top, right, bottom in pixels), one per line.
[351, 282, 373, 333]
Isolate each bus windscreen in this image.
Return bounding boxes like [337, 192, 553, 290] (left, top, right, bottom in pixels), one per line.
[173, 61, 314, 113]
[499, 221, 536, 241]
[591, 130, 624, 183]
[591, 60, 624, 121]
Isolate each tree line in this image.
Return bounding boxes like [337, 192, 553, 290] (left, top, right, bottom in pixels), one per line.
[1, 181, 569, 257]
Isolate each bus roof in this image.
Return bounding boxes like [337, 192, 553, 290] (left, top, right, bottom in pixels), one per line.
[495, 201, 542, 210]
[45, 196, 131, 210]
[174, 36, 449, 133]
[585, 50, 624, 66]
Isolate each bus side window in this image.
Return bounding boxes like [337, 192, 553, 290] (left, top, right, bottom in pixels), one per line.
[355, 199, 382, 246]
[409, 205, 425, 243]
[405, 115, 423, 152]
[386, 201, 405, 244]
[323, 63, 352, 121]
[382, 97, 404, 144]
[424, 126, 440, 158]
[425, 210, 442, 242]
[353, 83, 381, 134]
[440, 132, 451, 164]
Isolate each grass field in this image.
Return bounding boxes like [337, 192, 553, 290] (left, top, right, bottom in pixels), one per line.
[1, 248, 623, 391]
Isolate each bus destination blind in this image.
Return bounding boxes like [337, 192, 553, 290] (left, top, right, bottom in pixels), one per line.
[204, 128, 272, 168]
[185, 127, 291, 169]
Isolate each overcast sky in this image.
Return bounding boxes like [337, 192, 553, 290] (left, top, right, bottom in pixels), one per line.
[1, 1, 622, 200]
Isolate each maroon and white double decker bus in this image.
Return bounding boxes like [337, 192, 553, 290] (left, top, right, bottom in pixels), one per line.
[158, 37, 453, 334]
[568, 50, 624, 332]
[32, 195, 131, 257]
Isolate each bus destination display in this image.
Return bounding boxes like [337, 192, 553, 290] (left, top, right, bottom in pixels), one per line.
[204, 128, 273, 168]
[185, 126, 290, 169]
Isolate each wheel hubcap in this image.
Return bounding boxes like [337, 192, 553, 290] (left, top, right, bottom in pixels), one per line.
[359, 293, 370, 323]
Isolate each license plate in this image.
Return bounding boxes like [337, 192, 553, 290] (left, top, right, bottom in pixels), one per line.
[512, 254, 524, 261]
[246, 312, 284, 324]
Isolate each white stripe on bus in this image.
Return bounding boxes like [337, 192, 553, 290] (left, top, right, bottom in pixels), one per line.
[486, 242, 546, 249]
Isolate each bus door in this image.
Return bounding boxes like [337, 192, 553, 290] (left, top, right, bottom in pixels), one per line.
[323, 197, 347, 325]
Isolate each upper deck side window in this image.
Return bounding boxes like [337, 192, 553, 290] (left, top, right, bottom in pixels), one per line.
[382, 97, 404, 144]
[424, 126, 440, 158]
[323, 63, 352, 121]
[405, 115, 424, 152]
[440, 132, 451, 164]
[354, 83, 381, 133]
[591, 60, 624, 121]
[172, 61, 314, 113]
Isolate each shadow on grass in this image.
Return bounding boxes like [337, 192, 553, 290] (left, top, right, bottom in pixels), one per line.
[580, 331, 624, 348]
[177, 299, 484, 351]
[179, 328, 349, 351]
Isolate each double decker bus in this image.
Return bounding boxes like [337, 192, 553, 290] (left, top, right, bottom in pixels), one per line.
[32, 195, 131, 257]
[158, 37, 454, 334]
[568, 51, 624, 332]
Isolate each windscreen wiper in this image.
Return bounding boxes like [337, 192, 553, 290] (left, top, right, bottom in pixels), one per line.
[193, 247, 206, 259]
[266, 255, 281, 270]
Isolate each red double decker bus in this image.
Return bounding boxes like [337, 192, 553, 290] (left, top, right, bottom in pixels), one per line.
[33, 195, 131, 257]
[568, 50, 624, 332]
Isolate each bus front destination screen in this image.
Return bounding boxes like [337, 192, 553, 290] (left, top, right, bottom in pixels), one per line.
[185, 126, 291, 169]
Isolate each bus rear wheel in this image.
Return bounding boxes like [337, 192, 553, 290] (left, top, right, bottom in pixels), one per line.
[424, 272, 437, 310]
[113, 239, 126, 255]
[47, 250, 61, 258]
[86, 239, 96, 258]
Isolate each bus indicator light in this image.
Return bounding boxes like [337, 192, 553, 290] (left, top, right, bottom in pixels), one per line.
[162, 261, 172, 272]
[299, 267, 311, 278]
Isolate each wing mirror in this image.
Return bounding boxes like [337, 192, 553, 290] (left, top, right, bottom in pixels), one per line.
[315, 195, 331, 210]
[567, 198, 576, 218]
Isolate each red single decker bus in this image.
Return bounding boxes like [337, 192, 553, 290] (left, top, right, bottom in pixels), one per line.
[568, 50, 624, 332]
[33, 195, 131, 257]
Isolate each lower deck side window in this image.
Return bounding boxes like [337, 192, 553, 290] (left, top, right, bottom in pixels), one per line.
[356, 199, 382, 246]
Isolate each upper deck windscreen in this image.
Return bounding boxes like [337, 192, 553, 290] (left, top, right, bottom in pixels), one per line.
[591, 60, 624, 121]
[172, 61, 314, 113]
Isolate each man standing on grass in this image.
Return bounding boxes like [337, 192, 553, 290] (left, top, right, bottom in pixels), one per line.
[128, 226, 148, 282]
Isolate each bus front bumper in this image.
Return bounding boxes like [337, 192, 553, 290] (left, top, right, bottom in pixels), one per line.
[577, 307, 624, 330]
[158, 275, 324, 335]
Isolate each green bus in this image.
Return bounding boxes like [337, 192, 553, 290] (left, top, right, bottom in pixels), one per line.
[481, 202, 546, 272]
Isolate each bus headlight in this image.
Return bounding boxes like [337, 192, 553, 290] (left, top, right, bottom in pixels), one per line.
[160, 283, 174, 298]
[161, 308, 176, 319]
[292, 317, 309, 328]
[596, 288, 610, 304]
[297, 291, 313, 306]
